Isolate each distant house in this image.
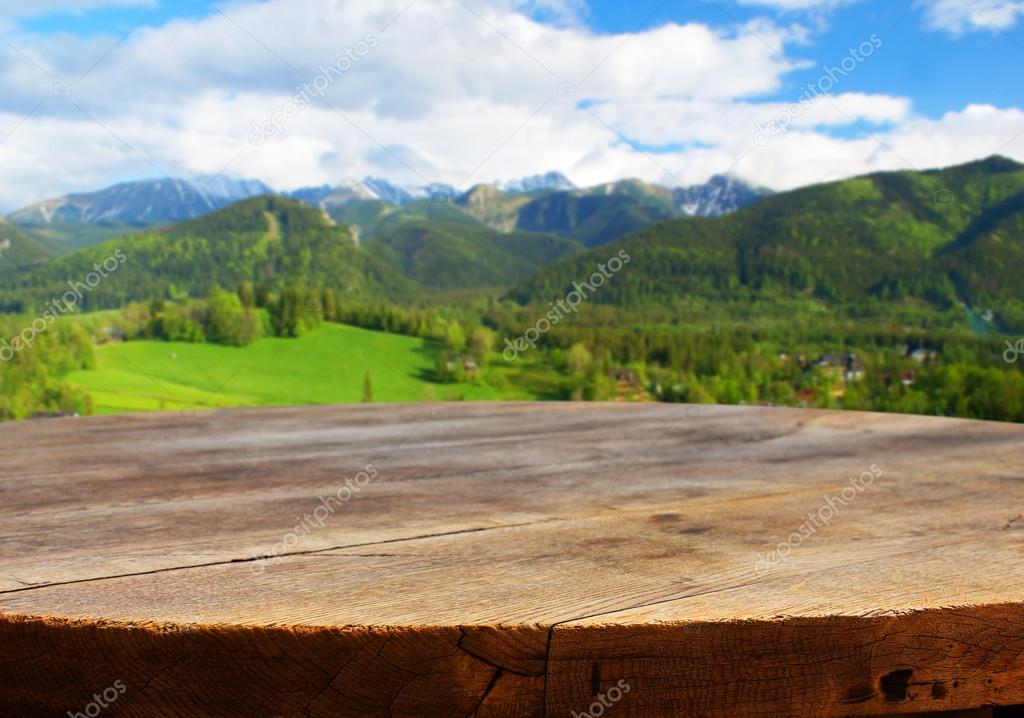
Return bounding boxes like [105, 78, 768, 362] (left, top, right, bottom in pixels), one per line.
[910, 348, 937, 364]
[844, 357, 866, 383]
[900, 371, 916, 387]
[611, 367, 641, 387]
[816, 354, 865, 383]
[816, 354, 845, 371]
[610, 367, 647, 402]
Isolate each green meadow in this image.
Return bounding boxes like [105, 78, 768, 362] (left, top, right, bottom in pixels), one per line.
[67, 323, 546, 415]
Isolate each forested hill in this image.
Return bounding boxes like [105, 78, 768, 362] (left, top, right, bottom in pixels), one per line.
[0, 195, 590, 309]
[0, 219, 53, 272]
[507, 156, 1024, 331]
[365, 220, 582, 289]
[0, 196, 416, 312]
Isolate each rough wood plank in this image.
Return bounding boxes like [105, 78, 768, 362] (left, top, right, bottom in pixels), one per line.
[1, 402, 1023, 716]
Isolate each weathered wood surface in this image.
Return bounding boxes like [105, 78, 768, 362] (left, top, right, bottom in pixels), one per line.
[1, 402, 1023, 717]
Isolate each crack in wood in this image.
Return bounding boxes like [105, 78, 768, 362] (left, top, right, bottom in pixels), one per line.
[0, 518, 565, 596]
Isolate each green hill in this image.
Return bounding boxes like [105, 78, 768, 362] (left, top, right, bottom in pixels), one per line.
[366, 219, 583, 289]
[332, 181, 713, 250]
[454, 184, 534, 230]
[66, 322, 541, 413]
[325, 199, 392, 236]
[0, 219, 54, 273]
[508, 156, 1024, 331]
[0, 193, 584, 307]
[364, 199, 484, 237]
[19, 222, 158, 255]
[513, 180, 677, 247]
[325, 197, 486, 239]
[322, 195, 586, 289]
[0, 196, 416, 312]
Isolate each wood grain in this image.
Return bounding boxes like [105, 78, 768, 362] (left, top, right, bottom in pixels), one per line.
[1, 402, 1023, 716]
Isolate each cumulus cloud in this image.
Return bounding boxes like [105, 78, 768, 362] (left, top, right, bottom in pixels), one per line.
[739, 0, 1024, 35]
[0, 0, 1019, 210]
[923, 0, 1024, 33]
[582, 97, 1021, 190]
[594, 93, 911, 144]
[733, 104, 1024, 190]
[0, 0, 802, 204]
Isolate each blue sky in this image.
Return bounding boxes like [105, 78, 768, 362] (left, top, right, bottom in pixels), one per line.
[19, 3, 211, 35]
[585, 0, 1023, 116]
[0, 0, 1021, 207]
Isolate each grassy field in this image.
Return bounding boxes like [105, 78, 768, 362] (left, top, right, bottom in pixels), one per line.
[68, 323, 547, 414]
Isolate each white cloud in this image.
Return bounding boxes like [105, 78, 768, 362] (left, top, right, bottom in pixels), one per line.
[578, 98, 1021, 190]
[740, 0, 1024, 35]
[923, 0, 1024, 33]
[734, 104, 1024, 190]
[0, 0, 802, 205]
[590, 93, 910, 150]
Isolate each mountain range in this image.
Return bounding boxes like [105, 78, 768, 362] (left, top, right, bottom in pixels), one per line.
[10, 176, 274, 225]
[8, 176, 275, 255]
[5, 157, 1021, 332]
[5, 172, 770, 255]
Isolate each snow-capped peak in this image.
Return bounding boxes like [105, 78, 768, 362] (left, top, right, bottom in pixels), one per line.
[499, 171, 576, 194]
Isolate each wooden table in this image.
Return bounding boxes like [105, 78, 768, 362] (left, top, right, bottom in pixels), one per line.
[2, 403, 1023, 717]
